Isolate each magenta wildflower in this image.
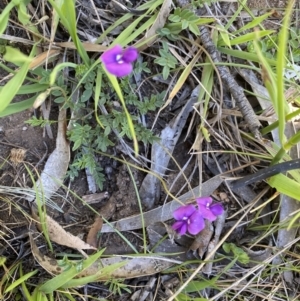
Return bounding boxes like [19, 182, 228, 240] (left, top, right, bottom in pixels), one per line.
[172, 204, 205, 235]
[196, 196, 224, 222]
[100, 45, 138, 77]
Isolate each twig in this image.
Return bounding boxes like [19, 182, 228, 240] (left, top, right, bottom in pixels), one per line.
[199, 25, 261, 138]
[231, 158, 300, 189]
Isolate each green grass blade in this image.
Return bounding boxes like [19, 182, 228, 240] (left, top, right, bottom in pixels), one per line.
[61, 261, 126, 288]
[275, 0, 295, 145]
[3, 46, 33, 65]
[268, 173, 300, 201]
[272, 130, 300, 165]
[24, 164, 53, 252]
[252, 35, 278, 117]
[94, 67, 104, 128]
[49, 62, 77, 86]
[122, 14, 157, 46]
[224, 0, 247, 30]
[0, 48, 34, 113]
[261, 108, 300, 136]
[97, 14, 132, 44]
[47, 0, 90, 65]
[0, 2, 15, 35]
[97, 0, 162, 44]
[4, 269, 38, 293]
[0, 96, 36, 117]
[20, 265, 34, 301]
[16, 83, 49, 94]
[104, 69, 139, 154]
[218, 30, 274, 47]
[39, 249, 105, 294]
[126, 164, 147, 253]
[234, 11, 273, 34]
[218, 47, 277, 66]
[60, 292, 77, 301]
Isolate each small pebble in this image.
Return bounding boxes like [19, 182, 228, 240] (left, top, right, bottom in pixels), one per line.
[22, 126, 27, 131]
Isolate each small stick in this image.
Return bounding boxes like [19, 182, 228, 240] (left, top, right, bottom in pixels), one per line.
[199, 25, 262, 138]
[231, 159, 300, 189]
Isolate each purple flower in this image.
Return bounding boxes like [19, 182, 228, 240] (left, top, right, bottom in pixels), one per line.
[172, 204, 205, 235]
[100, 45, 138, 77]
[196, 197, 224, 222]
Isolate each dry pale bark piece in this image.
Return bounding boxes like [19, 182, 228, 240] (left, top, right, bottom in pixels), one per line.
[130, 277, 157, 301]
[135, 0, 172, 51]
[29, 230, 175, 280]
[33, 211, 96, 250]
[202, 210, 226, 275]
[190, 220, 214, 258]
[102, 175, 223, 232]
[82, 191, 109, 205]
[26, 109, 70, 205]
[139, 87, 199, 209]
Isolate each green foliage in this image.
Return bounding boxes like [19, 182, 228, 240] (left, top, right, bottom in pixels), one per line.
[158, 6, 214, 41]
[26, 60, 163, 190]
[157, 27, 181, 41]
[247, 26, 300, 62]
[154, 41, 178, 80]
[191, 0, 217, 8]
[25, 116, 56, 127]
[176, 294, 208, 301]
[39, 250, 105, 294]
[104, 279, 131, 295]
[168, 7, 201, 35]
[223, 242, 250, 264]
[67, 65, 162, 188]
[0, 46, 34, 113]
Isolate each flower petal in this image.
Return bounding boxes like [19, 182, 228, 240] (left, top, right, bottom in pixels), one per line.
[188, 211, 205, 235]
[210, 203, 224, 216]
[198, 204, 217, 221]
[173, 204, 196, 220]
[101, 45, 122, 64]
[196, 196, 213, 207]
[172, 221, 187, 235]
[104, 62, 133, 77]
[122, 47, 138, 63]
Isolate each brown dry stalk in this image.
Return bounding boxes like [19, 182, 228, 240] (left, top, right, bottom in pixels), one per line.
[199, 25, 262, 138]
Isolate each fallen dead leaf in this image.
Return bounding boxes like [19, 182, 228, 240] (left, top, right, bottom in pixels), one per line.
[29, 227, 175, 280]
[33, 211, 96, 250]
[26, 109, 70, 205]
[29, 49, 61, 70]
[82, 191, 109, 205]
[10, 148, 26, 165]
[86, 216, 103, 251]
